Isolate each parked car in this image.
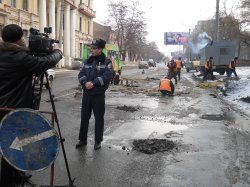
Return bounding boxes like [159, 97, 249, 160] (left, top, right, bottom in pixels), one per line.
[33, 69, 55, 89]
[45, 69, 55, 89]
[138, 61, 149, 69]
[184, 61, 200, 72]
[148, 59, 156, 67]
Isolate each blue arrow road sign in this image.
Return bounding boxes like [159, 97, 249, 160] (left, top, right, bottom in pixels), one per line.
[0, 108, 59, 172]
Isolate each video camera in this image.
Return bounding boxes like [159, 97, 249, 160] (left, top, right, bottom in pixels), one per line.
[29, 27, 59, 55]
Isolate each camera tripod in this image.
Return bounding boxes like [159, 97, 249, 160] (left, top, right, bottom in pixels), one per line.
[31, 71, 76, 187]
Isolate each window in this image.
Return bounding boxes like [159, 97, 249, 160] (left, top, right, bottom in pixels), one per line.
[80, 43, 83, 58]
[9, 0, 16, 7]
[220, 48, 229, 55]
[79, 17, 82, 32]
[23, 0, 28, 11]
[87, 21, 90, 34]
[23, 30, 28, 45]
[0, 25, 3, 37]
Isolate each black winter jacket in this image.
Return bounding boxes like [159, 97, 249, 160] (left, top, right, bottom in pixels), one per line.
[78, 52, 114, 95]
[0, 42, 63, 108]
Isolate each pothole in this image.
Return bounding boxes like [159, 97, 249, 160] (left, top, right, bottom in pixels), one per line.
[132, 139, 176, 154]
[201, 114, 225, 121]
[240, 96, 250, 103]
[116, 105, 139, 112]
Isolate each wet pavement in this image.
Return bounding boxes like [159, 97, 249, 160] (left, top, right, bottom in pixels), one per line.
[4, 66, 250, 187]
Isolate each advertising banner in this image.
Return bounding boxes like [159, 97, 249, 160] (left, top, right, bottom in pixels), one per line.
[164, 32, 189, 45]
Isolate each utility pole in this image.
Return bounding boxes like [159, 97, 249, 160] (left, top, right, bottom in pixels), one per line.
[215, 0, 220, 40]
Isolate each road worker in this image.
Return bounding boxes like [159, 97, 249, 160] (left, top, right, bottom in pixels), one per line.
[227, 57, 238, 78]
[167, 59, 178, 84]
[159, 76, 175, 96]
[203, 56, 215, 80]
[175, 57, 183, 80]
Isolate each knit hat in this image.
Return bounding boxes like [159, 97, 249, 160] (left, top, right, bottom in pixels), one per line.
[91, 39, 106, 49]
[1, 24, 23, 42]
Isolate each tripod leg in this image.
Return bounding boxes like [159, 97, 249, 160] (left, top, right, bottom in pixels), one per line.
[44, 72, 76, 186]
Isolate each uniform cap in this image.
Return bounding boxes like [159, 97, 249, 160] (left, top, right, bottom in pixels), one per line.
[91, 39, 106, 49]
[1, 24, 23, 43]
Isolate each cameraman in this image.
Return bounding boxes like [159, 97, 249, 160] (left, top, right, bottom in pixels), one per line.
[0, 24, 62, 186]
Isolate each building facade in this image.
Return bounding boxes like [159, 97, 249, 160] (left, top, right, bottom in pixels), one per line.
[0, 0, 95, 68]
[93, 21, 117, 45]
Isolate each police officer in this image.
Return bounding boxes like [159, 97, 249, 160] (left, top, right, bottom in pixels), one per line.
[76, 39, 114, 150]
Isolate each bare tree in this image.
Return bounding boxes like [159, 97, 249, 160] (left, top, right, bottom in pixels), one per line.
[107, 0, 147, 61]
[107, 0, 128, 60]
[239, 0, 250, 27]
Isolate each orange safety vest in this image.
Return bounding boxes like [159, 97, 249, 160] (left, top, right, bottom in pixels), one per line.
[176, 60, 182, 69]
[159, 78, 172, 92]
[205, 60, 212, 69]
[229, 61, 236, 69]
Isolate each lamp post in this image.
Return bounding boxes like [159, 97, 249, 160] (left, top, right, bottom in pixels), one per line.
[188, 28, 191, 61]
[215, 0, 220, 40]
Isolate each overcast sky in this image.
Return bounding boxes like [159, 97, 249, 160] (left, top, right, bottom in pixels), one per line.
[93, 0, 239, 57]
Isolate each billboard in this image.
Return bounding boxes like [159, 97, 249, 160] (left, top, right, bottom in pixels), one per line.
[164, 32, 189, 45]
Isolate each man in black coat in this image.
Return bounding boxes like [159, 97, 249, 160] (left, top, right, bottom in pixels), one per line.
[0, 24, 63, 187]
[76, 39, 114, 150]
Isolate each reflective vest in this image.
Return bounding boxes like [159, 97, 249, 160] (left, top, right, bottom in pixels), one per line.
[205, 60, 212, 70]
[229, 61, 236, 69]
[168, 61, 177, 72]
[176, 60, 182, 69]
[159, 78, 172, 92]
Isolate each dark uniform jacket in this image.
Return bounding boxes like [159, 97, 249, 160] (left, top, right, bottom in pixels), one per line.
[0, 42, 62, 108]
[78, 52, 114, 95]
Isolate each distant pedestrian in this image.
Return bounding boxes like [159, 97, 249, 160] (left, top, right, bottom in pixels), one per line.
[159, 76, 175, 96]
[76, 38, 114, 150]
[203, 56, 215, 80]
[227, 57, 238, 78]
[176, 57, 183, 80]
[167, 59, 177, 84]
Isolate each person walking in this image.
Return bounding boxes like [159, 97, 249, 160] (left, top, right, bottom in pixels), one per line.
[76, 39, 114, 150]
[167, 59, 178, 84]
[227, 57, 238, 78]
[203, 56, 215, 80]
[175, 57, 183, 80]
[159, 76, 175, 96]
[0, 24, 62, 187]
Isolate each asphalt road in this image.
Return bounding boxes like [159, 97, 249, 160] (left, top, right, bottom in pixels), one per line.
[21, 65, 250, 186]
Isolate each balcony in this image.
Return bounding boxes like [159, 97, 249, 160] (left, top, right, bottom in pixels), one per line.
[79, 3, 96, 18]
[65, 0, 77, 9]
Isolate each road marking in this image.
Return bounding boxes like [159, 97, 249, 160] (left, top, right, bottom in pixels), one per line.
[10, 130, 55, 151]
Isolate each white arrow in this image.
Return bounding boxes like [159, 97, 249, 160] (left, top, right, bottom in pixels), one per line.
[10, 130, 56, 151]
